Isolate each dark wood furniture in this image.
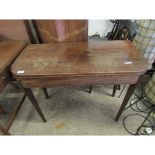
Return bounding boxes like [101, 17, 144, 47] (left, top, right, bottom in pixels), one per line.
[0, 20, 33, 42]
[33, 20, 89, 93]
[109, 20, 138, 97]
[0, 41, 27, 135]
[11, 40, 148, 122]
[88, 20, 138, 95]
[33, 20, 88, 43]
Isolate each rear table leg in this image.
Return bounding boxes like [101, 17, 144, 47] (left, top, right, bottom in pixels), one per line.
[88, 86, 93, 94]
[42, 88, 49, 99]
[112, 85, 118, 97]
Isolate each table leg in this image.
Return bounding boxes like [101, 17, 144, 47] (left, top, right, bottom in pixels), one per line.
[0, 124, 10, 135]
[112, 85, 118, 97]
[115, 84, 136, 121]
[24, 88, 46, 122]
[6, 94, 26, 131]
[88, 86, 93, 94]
[42, 88, 49, 99]
[0, 104, 6, 114]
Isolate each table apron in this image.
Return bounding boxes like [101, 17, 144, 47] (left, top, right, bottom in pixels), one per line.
[18, 74, 140, 88]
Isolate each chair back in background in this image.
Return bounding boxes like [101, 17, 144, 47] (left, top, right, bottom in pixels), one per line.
[33, 20, 88, 43]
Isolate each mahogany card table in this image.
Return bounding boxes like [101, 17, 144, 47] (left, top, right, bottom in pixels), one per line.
[11, 40, 148, 122]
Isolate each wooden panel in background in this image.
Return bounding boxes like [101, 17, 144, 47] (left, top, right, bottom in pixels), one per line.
[0, 20, 32, 42]
[33, 20, 88, 43]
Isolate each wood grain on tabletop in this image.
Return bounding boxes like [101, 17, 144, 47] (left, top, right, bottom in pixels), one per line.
[0, 41, 27, 74]
[11, 40, 148, 79]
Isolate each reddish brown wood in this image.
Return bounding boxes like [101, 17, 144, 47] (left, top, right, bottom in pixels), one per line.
[0, 41, 27, 74]
[0, 20, 31, 42]
[11, 40, 149, 121]
[0, 41, 27, 93]
[0, 41, 27, 134]
[33, 20, 88, 43]
[18, 74, 139, 88]
[12, 40, 148, 83]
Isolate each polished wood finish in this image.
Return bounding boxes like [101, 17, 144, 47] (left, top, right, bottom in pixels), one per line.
[24, 88, 46, 122]
[0, 20, 31, 42]
[12, 40, 148, 86]
[0, 41, 27, 74]
[11, 40, 149, 121]
[0, 41, 27, 92]
[33, 20, 88, 43]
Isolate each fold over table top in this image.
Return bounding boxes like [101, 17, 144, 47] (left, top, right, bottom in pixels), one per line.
[11, 40, 148, 79]
[0, 41, 27, 74]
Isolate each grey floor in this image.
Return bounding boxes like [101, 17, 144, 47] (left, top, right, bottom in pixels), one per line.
[0, 75, 154, 135]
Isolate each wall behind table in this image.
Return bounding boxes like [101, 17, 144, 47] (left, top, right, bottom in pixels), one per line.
[88, 20, 113, 38]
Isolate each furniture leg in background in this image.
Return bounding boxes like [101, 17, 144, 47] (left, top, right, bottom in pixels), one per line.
[88, 86, 93, 94]
[0, 105, 6, 114]
[42, 88, 49, 99]
[112, 85, 117, 97]
[112, 85, 121, 97]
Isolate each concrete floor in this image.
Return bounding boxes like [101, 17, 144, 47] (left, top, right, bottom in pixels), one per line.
[0, 76, 154, 135]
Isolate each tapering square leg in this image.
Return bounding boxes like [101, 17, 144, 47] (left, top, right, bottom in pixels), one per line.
[24, 88, 46, 122]
[115, 84, 136, 121]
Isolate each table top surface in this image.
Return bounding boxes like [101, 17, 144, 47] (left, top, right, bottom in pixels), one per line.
[0, 41, 27, 74]
[11, 40, 148, 78]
